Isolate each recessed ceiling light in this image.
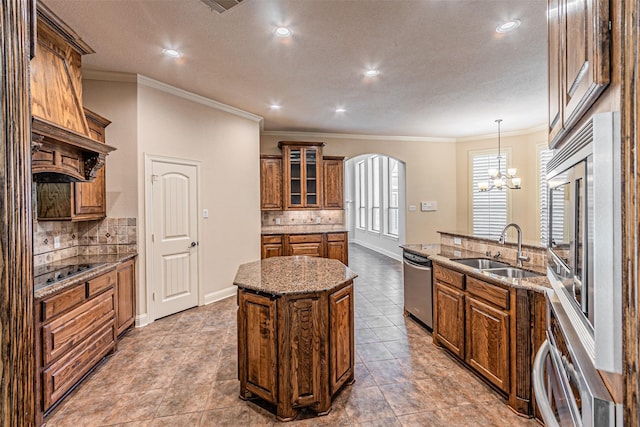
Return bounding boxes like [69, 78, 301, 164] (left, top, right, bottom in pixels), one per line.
[270, 104, 281, 110]
[335, 107, 346, 113]
[496, 19, 521, 33]
[274, 26, 292, 38]
[364, 69, 380, 78]
[162, 48, 182, 58]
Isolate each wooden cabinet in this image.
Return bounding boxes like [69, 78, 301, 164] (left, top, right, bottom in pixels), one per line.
[279, 141, 324, 210]
[261, 235, 284, 259]
[116, 258, 136, 336]
[260, 232, 349, 265]
[36, 269, 117, 413]
[36, 108, 111, 221]
[465, 295, 510, 393]
[322, 156, 344, 209]
[260, 155, 283, 210]
[237, 280, 354, 421]
[326, 232, 348, 265]
[432, 262, 546, 416]
[287, 234, 324, 257]
[547, 0, 610, 147]
[329, 283, 354, 395]
[433, 282, 465, 359]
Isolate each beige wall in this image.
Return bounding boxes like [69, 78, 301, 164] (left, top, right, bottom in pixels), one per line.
[137, 82, 261, 320]
[261, 134, 458, 243]
[455, 128, 547, 242]
[83, 75, 261, 325]
[83, 79, 138, 218]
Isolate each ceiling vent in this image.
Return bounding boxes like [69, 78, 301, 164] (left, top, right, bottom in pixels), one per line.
[200, 0, 244, 13]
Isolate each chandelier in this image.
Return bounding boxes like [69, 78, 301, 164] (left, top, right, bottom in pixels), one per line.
[478, 119, 521, 191]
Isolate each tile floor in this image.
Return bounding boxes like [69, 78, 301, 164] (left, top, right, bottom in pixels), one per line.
[45, 244, 539, 426]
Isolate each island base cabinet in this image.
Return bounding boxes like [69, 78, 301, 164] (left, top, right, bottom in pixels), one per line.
[237, 281, 354, 422]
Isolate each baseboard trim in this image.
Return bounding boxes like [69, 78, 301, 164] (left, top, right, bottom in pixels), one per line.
[352, 241, 402, 261]
[135, 313, 150, 328]
[204, 286, 237, 305]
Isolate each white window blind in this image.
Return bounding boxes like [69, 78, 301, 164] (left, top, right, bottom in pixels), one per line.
[539, 148, 553, 243]
[472, 152, 507, 239]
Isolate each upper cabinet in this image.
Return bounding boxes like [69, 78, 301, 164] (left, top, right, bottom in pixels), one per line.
[548, 0, 610, 148]
[260, 155, 283, 211]
[323, 156, 345, 210]
[279, 141, 325, 210]
[37, 108, 110, 221]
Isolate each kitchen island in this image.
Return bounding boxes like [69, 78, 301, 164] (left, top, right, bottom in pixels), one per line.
[234, 256, 357, 421]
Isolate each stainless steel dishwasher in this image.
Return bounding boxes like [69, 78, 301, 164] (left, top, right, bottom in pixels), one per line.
[402, 250, 433, 329]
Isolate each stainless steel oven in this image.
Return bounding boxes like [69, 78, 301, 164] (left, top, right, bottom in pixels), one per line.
[545, 112, 622, 374]
[533, 291, 621, 427]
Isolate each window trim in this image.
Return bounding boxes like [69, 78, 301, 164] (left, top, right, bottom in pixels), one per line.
[356, 160, 366, 230]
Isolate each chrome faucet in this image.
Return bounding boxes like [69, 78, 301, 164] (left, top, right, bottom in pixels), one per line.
[499, 223, 530, 267]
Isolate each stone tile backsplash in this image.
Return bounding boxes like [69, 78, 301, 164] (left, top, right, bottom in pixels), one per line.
[261, 210, 345, 226]
[34, 217, 137, 266]
[440, 232, 547, 270]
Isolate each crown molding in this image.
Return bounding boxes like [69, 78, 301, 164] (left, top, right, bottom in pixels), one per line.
[137, 75, 263, 123]
[261, 130, 456, 143]
[456, 124, 547, 142]
[83, 70, 138, 82]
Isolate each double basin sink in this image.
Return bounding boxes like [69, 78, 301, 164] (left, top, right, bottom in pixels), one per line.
[452, 258, 543, 279]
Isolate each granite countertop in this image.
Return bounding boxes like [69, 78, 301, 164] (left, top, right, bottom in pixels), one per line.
[234, 256, 357, 295]
[34, 253, 138, 299]
[401, 243, 551, 293]
[261, 225, 349, 235]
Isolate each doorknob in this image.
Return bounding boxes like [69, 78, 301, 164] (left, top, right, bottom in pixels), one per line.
[189, 241, 198, 248]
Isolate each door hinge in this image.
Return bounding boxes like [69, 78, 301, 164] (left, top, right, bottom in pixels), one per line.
[152, 292, 155, 301]
[151, 174, 159, 183]
[151, 234, 154, 243]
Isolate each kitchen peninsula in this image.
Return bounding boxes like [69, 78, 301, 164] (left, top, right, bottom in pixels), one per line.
[234, 256, 357, 421]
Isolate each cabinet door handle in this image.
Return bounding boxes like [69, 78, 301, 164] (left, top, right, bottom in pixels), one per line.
[189, 241, 198, 248]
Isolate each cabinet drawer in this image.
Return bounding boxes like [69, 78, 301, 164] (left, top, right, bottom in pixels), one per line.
[434, 264, 465, 290]
[262, 235, 283, 244]
[467, 276, 509, 310]
[42, 289, 115, 365]
[43, 321, 115, 410]
[327, 232, 346, 242]
[288, 234, 323, 244]
[289, 243, 323, 257]
[41, 284, 86, 321]
[87, 270, 116, 297]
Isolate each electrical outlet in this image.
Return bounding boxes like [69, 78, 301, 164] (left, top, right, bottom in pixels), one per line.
[203, 209, 209, 219]
[53, 236, 61, 249]
[453, 237, 462, 245]
[275, 218, 281, 225]
[408, 205, 417, 212]
[316, 217, 322, 224]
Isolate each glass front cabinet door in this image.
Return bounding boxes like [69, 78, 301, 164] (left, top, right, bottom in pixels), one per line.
[279, 141, 325, 210]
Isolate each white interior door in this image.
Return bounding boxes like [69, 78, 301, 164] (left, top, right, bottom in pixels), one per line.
[150, 158, 199, 320]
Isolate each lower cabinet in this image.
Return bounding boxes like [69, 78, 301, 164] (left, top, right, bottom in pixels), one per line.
[116, 258, 136, 336]
[432, 262, 542, 416]
[237, 281, 354, 421]
[37, 270, 117, 413]
[260, 231, 349, 265]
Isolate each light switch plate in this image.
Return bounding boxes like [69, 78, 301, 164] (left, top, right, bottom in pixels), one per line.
[203, 209, 209, 219]
[421, 201, 437, 211]
[53, 236, 61, 249]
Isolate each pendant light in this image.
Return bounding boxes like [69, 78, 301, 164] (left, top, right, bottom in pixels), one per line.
[478, 119, 521, 191]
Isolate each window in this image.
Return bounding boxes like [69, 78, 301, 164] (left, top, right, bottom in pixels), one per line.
[539, 146, 565, 245]
[471, 151, 508, 239]
[356, 161, 365, 229]
[369, 156, 380, 232]
[387, 158, 399, 237]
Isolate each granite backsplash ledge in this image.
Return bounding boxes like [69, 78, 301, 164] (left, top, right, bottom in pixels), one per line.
[34, 217, 137, 267]
[261, 210, 345, 227]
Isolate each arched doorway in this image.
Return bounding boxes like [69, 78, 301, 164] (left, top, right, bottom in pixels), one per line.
[345, 154, 406, 260]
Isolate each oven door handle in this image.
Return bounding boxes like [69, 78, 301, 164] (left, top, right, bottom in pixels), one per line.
[533, 340, 560, 427]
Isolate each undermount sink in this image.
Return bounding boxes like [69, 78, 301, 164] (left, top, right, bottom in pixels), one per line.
[482, 267, 543, 279]
[453, 258, 511, 269]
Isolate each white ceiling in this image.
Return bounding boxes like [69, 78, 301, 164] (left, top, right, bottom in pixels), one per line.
[44, 0, 548, 139]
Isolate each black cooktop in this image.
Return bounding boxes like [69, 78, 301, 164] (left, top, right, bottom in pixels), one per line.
[34, 263, 106, 288]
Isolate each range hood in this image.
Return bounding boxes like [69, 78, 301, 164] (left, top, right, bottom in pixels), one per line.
[31, 3, 116, 183]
